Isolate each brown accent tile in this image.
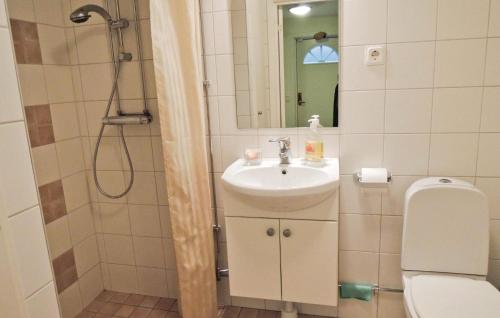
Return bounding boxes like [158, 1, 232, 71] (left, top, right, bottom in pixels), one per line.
[147, 309, 168, 318]
[39, 180, 67, 224]
[221, 306, 241, 318]
[99, 302, 121, 315]
[165, 312, 180, 318]
[25, 105, 55, 147]
[130, 308, 152, 318]
[86, 300, 107, 313]
[140, 296, 160, 308]
[115, 305, 136, 317]
[109, 292, 131, 304]
[76, 312, 95, 318]
[95, 314, 113, 318]
[239, 308, 258, 318]
[126, 294, 146, 306]
[154, 298, 175, 311]
[168, 301, 178, 312]
[10, 19, 42, 64]
[52, 249, 78, 293]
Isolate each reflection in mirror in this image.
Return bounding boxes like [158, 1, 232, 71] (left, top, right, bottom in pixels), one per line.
[232, 0, 339, 129]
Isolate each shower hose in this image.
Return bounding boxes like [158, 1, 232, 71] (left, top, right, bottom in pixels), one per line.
[92, 61, 135, 199]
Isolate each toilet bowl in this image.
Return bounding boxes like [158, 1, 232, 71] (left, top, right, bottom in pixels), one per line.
[401, 178, 500, 318]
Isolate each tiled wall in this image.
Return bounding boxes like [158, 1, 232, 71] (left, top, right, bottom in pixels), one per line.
[62, 0, 177, 305]
[0, 0, 60, 317]
[202, 0, 500, 317]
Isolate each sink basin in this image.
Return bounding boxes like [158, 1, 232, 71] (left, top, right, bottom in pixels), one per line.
[221, 158, 339, 211]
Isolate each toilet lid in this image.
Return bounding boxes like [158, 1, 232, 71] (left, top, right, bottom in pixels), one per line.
[410, 275, 500, 318]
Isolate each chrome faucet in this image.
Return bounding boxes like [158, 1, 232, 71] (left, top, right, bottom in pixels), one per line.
[269, 137, 292, 164]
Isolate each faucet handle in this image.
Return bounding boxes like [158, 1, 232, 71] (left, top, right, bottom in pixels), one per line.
[268, 136, 291, 148]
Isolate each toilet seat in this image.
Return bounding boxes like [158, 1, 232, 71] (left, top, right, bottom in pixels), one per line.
[404, 275, 500, 318]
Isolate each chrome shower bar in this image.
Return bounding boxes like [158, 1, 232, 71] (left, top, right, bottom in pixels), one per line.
[102, 113, 152, 125]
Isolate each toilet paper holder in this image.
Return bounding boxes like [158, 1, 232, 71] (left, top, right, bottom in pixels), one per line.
[355, 169, 392, 184]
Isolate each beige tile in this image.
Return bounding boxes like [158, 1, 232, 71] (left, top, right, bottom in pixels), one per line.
[80, 63, 113, 101]
[62, 171, 90, 211]
[74, 235, 100, 276]
[68, 204, 95, 245]
[0, 122, 39, 215]
[118, 62, 143, 100]
[159, 206, 172, 238]
[341, 0, 387, 46]
[481, 87, 500, 133]
[432, 88, 482, 133]
[155, 172, 168, 205]
[338, 296, 378, 318]
[487, 259, 500, 288]
[387, 0, 437, 43]
[44, 65, 75, 103]
[133, 236, 165, 268]
[121, 137, 154, 171]
[46, 215, 72, 258]
[163, 239, 176, 270]
[384, 89, 432, 134]
[340, 46, 386, 91]
[476, 134, 500, 177]
[33, 0, 64, 25]
[339, 134, 384, 175]
[339, 214, 381, 252]
[100, 203, 131, 235]
[165, 270, 178, 298]
[0, 29, 23, 123]
[32, 144, 61, 186]
[379, 253, 403, 289]
[127, 172, 158, 205]
[377, 292, 406, 318]
[60, 281, 83, 318]
[490, 220, 500, 259]
[96, 171, 127, 204]
[151, 137, 165, 172]
[339, 251, 379, 284]
[6, 0, 35, 21]
[17, 64, 48, 106]
[129, 205, 161, 237]
[78, 264, 103, 307]
[436, 0, 489, 40]
[490, 0, 500, 37]
[137, 267, 168, 297]
[104, 234, 135, 265]
[56, 138, 85, 177]
[25, 282, 60, 318]
[382, 176, 420, 215]
[216, 54, 236, 96]
[380, 216, 403, 254]
[485, 38, 500, 86]
[37, 24, 69, 64]
[92, 137, 124, 171]
[9, 206, 52, 297]
[340, 91, 385, 134]
[339, 175, 382, 214]
[434, 39, 486, 87]
[74, 24, 111, 64]
[108, 264, 138, 294]
[475, 178, 500, 219]
[429, 133, 478, 176]
[383, 134, 430, 175]
[386, 42, 435, 89]
[50, 103, 80, 141]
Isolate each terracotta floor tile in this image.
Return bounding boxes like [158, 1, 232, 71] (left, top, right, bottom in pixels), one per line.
[166, 312, 181, 318]
[130, 307, 153, 318]
[99, 302, 121, 315]
[110, 292, 131, 304]
[86, 300, 106, 313]
[76, 312, 95, 318]
[257, 309, 280, 318]
[239, 307, 258, 318]
[126, 294, 146, 306]
[169, 301, 179, 312]
[115, 305, 136, 317]
[155, 298, 175, 311]
[140, 296, 160, 308]
[221, 306, 241, 318]
[147, 309, 169, 318]
[96, 291, 115, 302]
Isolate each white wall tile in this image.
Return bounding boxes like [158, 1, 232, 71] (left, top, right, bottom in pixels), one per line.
[9, 206, 52, 297]
[216, 54, 236, 96]
[339, 175, 382, 214]
[387, 0, 437, 43]
[490, 0, 500, 37]
[129, 205, 161, 237]
[382, 176, 421, 215]
[339, 296, 378, 318]
[377, 292, 405, 318]
[0, 122, 38, 217]
[202, 13, 215, 55]
[339, 251, 379, 284]
[481, 87, 500, 132]
[379, 253, 403, 288]
[78, 265, 103, 307]
[68, 205, 94, 245]
[429, 133, 478, 176]
[477, 134, 500, 177]
[104, 234, 135, 265]
[25, 282, 60, 318]
[484, 38, 500, 86]
[436, 0, 490, 40]
[213, 0, 229, 12]
[490, 220, 500, 259]
[340, 46, 386, 91]
[380, 216, 403, 254]
[137, 267, 168, 297]
[385, 89, 432, 133]
[108, 264, 138, 294]
[45, 216, 71, 258]
[340, 134, 384, 174]
[432, 87, 482, 133]
[213, 11, 233, 54]
[74, 235, 100, 276]
[339, 214, 381, 252]
[133, 237, 164, 268]
[17, 65, 48, 106]
[59, 281, 82, 318]
[434, 39, 486, 87]
[342, 0, 387, 46]
[341, 91, 385, 134]
[383, 134, 430, 175]
[475, 178, 500, 219]
[386, 42, 435, 89]
[0, 29, 23, 124]
[0, 0, 6, 26]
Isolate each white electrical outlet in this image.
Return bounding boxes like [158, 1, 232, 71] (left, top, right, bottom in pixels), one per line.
[365, 46, 385, 65]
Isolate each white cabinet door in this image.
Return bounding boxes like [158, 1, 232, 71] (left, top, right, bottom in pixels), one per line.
[225, 217, 281, 300]
[280, 220, 338, 306]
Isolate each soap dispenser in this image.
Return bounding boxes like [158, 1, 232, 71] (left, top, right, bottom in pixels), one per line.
[305, 115, 324, 163]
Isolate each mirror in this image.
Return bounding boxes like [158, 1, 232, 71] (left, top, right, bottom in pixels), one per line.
[232, 0, 339, 129]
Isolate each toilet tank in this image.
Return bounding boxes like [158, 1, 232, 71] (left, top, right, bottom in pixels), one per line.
[402, 178, 490, 276]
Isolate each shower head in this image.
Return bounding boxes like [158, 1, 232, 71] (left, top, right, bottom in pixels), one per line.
[70, 4, 113, 24]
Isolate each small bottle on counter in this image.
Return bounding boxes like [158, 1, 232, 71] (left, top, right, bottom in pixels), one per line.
[304, 115, 324, 164]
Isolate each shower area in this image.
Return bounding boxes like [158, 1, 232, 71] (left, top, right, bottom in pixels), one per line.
[5, 0, 176, 316]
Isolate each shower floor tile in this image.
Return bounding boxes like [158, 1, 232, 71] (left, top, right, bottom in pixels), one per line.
[76, 290, 324, 318]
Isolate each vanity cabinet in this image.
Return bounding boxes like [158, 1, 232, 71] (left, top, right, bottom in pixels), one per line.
[225, 217, 338, 306]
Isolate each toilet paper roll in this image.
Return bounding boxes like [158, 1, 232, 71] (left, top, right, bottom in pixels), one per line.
[360, 168, 388, 183]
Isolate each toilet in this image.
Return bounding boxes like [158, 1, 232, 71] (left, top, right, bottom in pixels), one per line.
[402, 177, 500, 318]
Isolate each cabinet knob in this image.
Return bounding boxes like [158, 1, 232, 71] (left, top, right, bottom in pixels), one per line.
[283, 229, 292, 237]
[266, 228, 275, 236]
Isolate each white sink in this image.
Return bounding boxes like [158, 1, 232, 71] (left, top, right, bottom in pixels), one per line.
[221, 158, 339, 211]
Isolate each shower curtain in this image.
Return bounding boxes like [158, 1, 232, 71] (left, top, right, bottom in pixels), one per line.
[150, 1, 218, 317]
